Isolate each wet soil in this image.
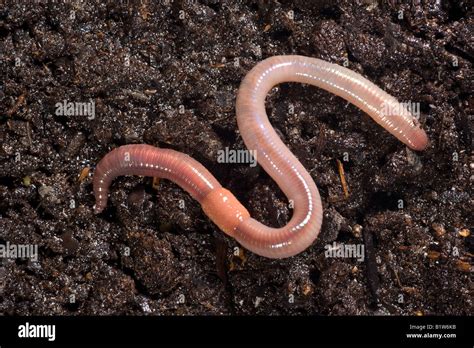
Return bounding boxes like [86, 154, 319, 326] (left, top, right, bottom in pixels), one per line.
[0, 0, 472, 315]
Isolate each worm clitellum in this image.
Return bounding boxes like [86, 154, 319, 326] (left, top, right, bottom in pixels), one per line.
[93, 55, 429, 258]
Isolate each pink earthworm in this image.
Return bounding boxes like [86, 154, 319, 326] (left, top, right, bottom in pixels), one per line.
[93, 55, 428, 258]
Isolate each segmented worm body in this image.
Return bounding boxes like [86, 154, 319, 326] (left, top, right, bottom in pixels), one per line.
[94, 55, 428, 258]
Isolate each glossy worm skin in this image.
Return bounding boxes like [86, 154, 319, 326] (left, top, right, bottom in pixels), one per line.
[93, 55, 428, 258]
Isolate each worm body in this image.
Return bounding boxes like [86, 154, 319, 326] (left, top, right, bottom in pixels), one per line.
[93, 56, 428, 258]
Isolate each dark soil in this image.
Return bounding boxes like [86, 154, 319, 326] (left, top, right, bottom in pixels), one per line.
[0, 0, 472, 315]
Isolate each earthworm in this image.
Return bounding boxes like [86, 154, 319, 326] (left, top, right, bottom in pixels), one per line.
[93, 55, 428, 258]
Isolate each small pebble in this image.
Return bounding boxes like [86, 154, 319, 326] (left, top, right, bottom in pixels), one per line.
[427, 250, 441, 260]
[458, 228, 470, 237]
[38, 185, 51, 196]
[455, 260, 471, 273]
[431, 223, 446, 236]
[22, 176, 31, 186]
[352, 224, 363, 238]
[302, 283, 313, 296]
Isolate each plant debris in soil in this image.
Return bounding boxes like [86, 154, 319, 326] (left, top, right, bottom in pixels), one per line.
[0, 0, 472, 315]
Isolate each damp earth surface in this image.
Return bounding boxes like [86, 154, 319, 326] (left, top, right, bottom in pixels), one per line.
[0, 1, 472, 315]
